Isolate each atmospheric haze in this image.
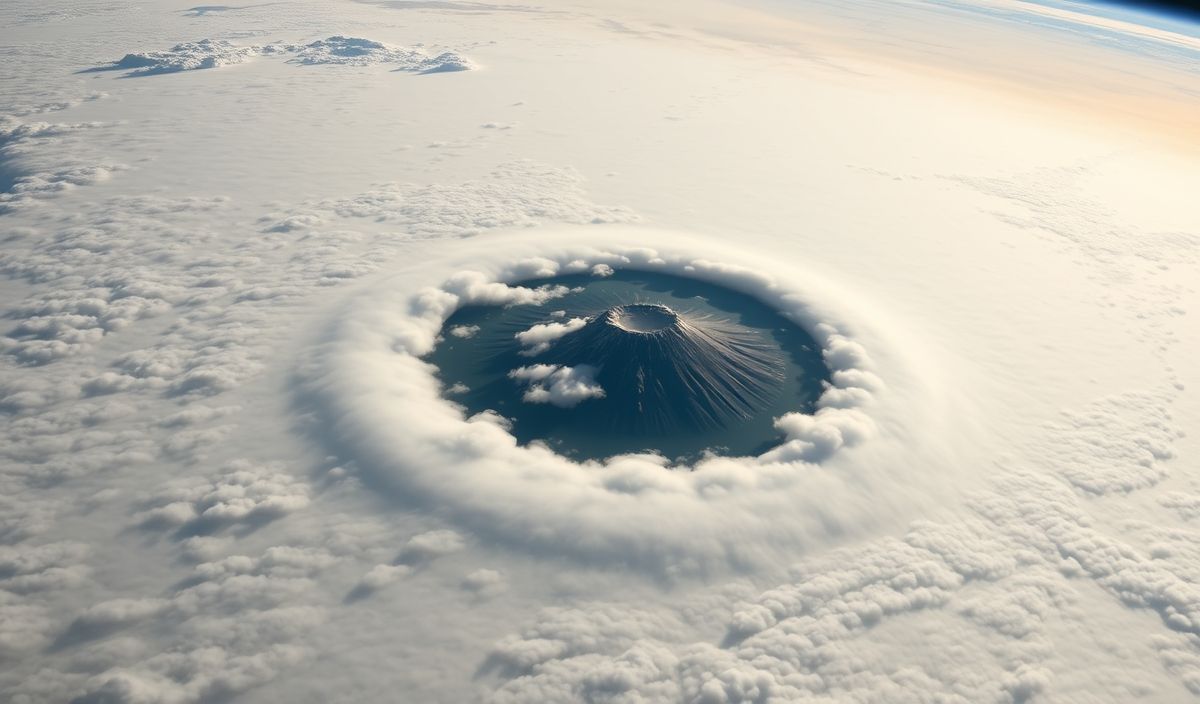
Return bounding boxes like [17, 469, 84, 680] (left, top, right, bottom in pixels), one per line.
[1, 0, 1198, 702]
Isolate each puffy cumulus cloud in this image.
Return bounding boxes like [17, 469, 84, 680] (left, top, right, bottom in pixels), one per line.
[0, 595, 54, 659]
[350, 563, 413, 599]
[0, 159, 624, 421]
[0, 541, 93, 662]
[0, 495, 57, 544]
[480, 462, 1200, 701]
[461, 568, 507, 599]
[509, 364, 605, 407]
[55, 544, 332, 704]
[0, 401, 158, 488]
[299, 230, 939, 569]
[0, 541, 90, 595]
[286, 36, 476, 72]
[0, 165, 122, 217]
[515, 317, 588, 355]
[133, 461, 310, 537]
[189, 547, 337, 581]
[484, 604, 689, 678]
[398, 529, 466, 565]
[0, 117, 122, 215]
[102, 39, 264, 75]
[1154, 634, 1200, 695]
[1160, 492, 1200, 521]
[441, 272, 573, 309]
[0, 119, 102, 154]
[1035, 390, 1181, 494]
[6, 93, 105, 120]
[69, 644, 309, 704]
[760, 408, 875, 464]
[346, 530, 464, 601]
[61, 598, 172, 644]
[0, 196, 227, 367]
[0, 117, 114, 209]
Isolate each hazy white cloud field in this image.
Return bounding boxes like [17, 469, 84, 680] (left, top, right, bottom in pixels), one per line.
[1, 0, 1198, 701]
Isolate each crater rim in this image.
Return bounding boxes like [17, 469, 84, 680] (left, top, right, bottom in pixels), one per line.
[606, 303, 679, 334]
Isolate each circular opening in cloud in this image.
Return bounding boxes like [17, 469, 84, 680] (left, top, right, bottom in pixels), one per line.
[429, 270, 832, 460]
[302, 232, 921, 565]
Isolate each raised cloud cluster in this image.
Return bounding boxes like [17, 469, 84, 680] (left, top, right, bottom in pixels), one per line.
[0, 117, 121, 214]
[508, 363, 605, 407]
[302, 233, 914, 568]
[133, 461, 311, 538]
[0, 461, 326, 702]
[1037, 390, 1181, 494]
[99, 36, 476, 77]
[515, 316, 587, 355]
[107, 39, 263, 74]
[0, 542, 90, 602]
[47, 543, 332, 703]
[349, 529, 466, 600]
[288, 36, 476, 72]
[0, 542, 91, 660]
[0, 195, 223, 366]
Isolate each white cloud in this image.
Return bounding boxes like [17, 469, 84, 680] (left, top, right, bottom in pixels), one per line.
[354, 563, 412, 594]
[461, 568, 507, 599]
[509, 363, 605, 407]
[398, 529, 466, 565]
[0, 597, 53, 658]
[50, 540, 335, 702]
[1036, 391, 1181, 494]
[286, 36, 476, 72]
[92, 37, 477, 77]
[0, 542, 90, 595]
[134, 461, 310, 536]
[514, 317, 587, 355]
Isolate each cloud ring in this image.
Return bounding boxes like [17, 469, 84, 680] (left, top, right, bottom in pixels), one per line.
[303, 228, 940, 569]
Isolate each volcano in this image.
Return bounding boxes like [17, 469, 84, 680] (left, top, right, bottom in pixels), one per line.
[430, 270, 830, 459]
[540, 303, 787, 435]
